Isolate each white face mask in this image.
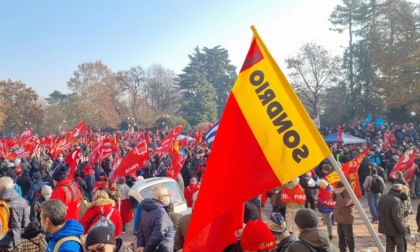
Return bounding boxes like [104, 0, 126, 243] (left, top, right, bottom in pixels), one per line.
[43, 194, 51, 200]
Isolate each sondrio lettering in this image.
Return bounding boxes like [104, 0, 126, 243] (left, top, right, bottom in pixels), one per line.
[249, 70, 309, 163]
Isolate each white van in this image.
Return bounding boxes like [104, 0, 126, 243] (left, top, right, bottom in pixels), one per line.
[128, 177, 191, 215]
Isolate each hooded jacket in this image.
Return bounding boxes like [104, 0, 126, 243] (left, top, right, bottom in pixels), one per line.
[287, 228, 337, 252]
[378, 189, 406, 236]
[50, 178, 83, 220]
[137, 198, 175, 252]
[79, 198, 123, 237]
[46, 219, 84, 252]
[0, 188, 30, 246]
[16, 169, 32, 196]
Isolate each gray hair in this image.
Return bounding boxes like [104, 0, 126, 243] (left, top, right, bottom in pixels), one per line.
[40, 199, 67, 226]
[151, 184, 169, 200]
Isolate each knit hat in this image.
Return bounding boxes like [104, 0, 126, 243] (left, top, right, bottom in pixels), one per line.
[52, 165, 69, 181]
[268, 212, 287, 234]
[294, 208, 319, 229]
[240, 220, 276, 251]
[85, 226, 116, 248]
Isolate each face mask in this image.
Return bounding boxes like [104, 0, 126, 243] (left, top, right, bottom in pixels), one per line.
[43, 194, 51, 200]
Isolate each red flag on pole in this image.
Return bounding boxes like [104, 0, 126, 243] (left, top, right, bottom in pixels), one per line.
[65, 147, 82, 179]
[390, 145, 417, 182]
[337, 124, 342, 146]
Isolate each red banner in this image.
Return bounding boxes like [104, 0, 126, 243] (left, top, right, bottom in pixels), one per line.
[6, 144, 37, 160]
[65, 147, 82, 179]
[154, 124, 183, 155]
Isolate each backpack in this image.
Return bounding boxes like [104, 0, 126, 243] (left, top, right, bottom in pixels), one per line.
[295, 239, 331, 252]
[87, 207, 116, 235]
[0, 200, 14, 249]
[370, 175, 383, 194]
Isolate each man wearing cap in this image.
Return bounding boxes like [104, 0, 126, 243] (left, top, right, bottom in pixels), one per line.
[184, 177, 200, 207]
[50, 163, 83, 220]
[332, 181, 354, 252]
[287, 208, 335, 252]
[378, 183, 406, 252]
[85, 224, 130, 251]
[223, 219, 276, 252]
[30, 185, 52, 228]
[267, 212, 295, 252]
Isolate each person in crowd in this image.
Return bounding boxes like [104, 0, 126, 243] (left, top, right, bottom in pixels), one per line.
[26, 172, 45, 203]
[280, 177, 305, 234]
[363, 167, 386, 224]
[16, 168, 32, 199]
[30, 185, 52, 228]
[20, 222, 48, 251]
[223, 219, 276, 252]
[332, 181, 355, 252]
[408, 163, 419, 199]
[20, 157, 31, 170]
[316, 179, 335, 240]
[165, 202, 182, 230]
[392, 171, 408, 186]
[117, 177, 132, 233]
[299, 171, 319, 210]
[93, 161, 105, 181]
[286, 208, 336, 252]
[267, 185, 285, 218]
[40, 199, 84, 252]
[174, 191, 198, 250]
[378, 183, 406, 252]
[136, 184, 175, 252]
[74, 170, 87, 198]
[79, 189, 123, 237]
[387, 155, 399, 183]
[107, 181, 121, 209]
[83, 164, 95, 202]
[50, 164, 83, 220]
[0, 176, 30, 250]
[85, 225, 131, 252]
[184, 177, 200, 208]
[399, 185, 413, 251]
[40, 167, 54, 189]
[314, 163, 333, 179]
[94, 171, 109, 192]
[358, 156, 371, 197]
[267, 212, 296, 252]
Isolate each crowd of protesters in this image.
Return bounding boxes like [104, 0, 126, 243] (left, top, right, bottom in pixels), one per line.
[0, 120, 418, 251]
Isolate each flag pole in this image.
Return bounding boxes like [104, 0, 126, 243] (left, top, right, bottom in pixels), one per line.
[327, 155, 385, 252]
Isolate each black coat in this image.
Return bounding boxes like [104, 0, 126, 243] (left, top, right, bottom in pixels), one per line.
[378, 189, 406, 237]
[17, 174, 32, 197]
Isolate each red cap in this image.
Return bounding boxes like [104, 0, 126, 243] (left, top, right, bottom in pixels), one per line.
[240, 220, 275, 251]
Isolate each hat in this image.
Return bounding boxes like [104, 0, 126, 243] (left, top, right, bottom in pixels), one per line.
[294, 208, 319, 229]
[22, 168, 30, 175]
[240, 220, 275, 251]
[391, 183, 403, 192]
[52, 165, 69, 181]
[268, 212, 287, 234]
[85, 226, 116, 248]
[41, 185, 52, 196]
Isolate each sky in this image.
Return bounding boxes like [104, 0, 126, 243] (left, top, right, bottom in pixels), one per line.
[0, 1, 348, 98]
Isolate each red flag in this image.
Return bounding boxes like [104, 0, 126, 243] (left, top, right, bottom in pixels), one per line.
[195, 128, 203, 144]
[344, 148, 370, 198]
[109, 140, 149, 181]
[65, 147, 82, 179]
[89, 141, 104, 165]
[68, 121, 87, 138]
[337, 124, 342, 145]
[154, 124, 183, 155]
[6, 144, 37, 160]
[20, 128, 32, 138]
[390, 146, 417, 182]
[167, 139, 186, 179]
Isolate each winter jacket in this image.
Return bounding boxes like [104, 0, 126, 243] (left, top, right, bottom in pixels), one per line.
[16, 171, 32, 197]
[29, 195, 47, 228]
[117, 183, 130, 200]
[287, 228, 337, 252]
[0, 188, 30, 247]
[363, 174, 386, 193]
[317, 185, 335, 214]
[26, 179, 45, 202]
[84, 174, 95, 191]
[42, 173, 55, 189]
[79, 198, 123, 237]
[46, 219, 84, 252]
[332, 189, 354, 225]
[137, 198, 175, 252]
[74, 176, 87, 196]
[50, 178, 83, 220]
[184, 184, 200, 207]
[174, 213, 191, 250]
[378, 189, 406, 237]
[399, 193, 413, 233]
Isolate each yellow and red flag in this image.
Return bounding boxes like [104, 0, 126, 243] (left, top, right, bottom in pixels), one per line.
[183, 26, 332, 252]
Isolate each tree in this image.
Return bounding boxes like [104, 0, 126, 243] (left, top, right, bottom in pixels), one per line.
[285, 42, 342, 117]
[145, 64, 180, 115]
[178, 71, 217, 126]
[179, 46, 237, 118]
[67, 61, 122, 130]
[0, 80, 44, 133]
[45, 90, 68, 105]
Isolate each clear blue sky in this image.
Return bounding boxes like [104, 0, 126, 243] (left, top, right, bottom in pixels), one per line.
[0, 1, 347, 98]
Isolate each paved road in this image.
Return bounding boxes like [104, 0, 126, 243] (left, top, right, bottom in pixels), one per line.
[120, 192, 420, 252]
